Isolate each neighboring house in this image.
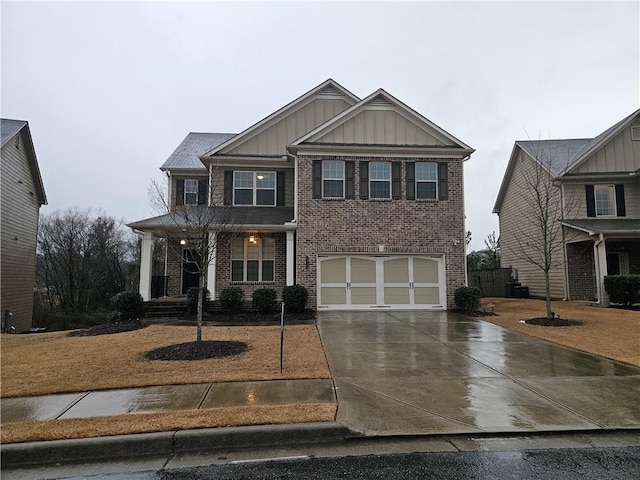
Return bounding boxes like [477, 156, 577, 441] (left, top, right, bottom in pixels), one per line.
[129, 79, 474, 310]
[494, 109, 640, 304]
[1, 119, 47, 331]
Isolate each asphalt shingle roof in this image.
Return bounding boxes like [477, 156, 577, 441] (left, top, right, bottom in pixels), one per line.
[561, 218, 640, 235]
[160, 132, 236, 170]
[1, 119, 27, 146]
[517, 139, 592, 176]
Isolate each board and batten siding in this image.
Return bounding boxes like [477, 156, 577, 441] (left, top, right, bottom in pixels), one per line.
[225, 98, 352, 156]
[572, 119, 640, 174]
[498, 152, 567, 299]
[1, 131, 42, 331]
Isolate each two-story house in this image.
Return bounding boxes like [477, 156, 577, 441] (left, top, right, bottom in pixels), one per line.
[494, 109, 640, 304]
[129, 80, 474, 310]
[1, 119, 47, 331]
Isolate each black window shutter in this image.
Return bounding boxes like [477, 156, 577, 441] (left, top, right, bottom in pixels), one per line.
[406, 162, 415, 200]
[392, 162, 402, 199]
[197, 179, 207, 205]
[438, 162, 448, 200]
[615, 184, 626, 217]
[360, 161, 369, 199]
[345, 161, 355, 199]
[585, 185, 595, 217]
[312, 161, 322, 198]
[176, 179, 185, 206]
[277, 171, 286, 206]
[224, 171, 233, 205]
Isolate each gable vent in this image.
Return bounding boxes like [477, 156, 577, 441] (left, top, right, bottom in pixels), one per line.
[368, 94, 394, 108]
[318, 84, 342, 97]
[632, 126, 640, 141]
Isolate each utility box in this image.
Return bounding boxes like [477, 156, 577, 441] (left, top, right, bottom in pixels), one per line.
[3, 310, 14, 333]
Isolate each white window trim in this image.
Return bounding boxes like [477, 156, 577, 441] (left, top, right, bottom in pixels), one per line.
[322, 160, 345, 199]
[233, 171, 276, 206]
[184, 179, 199, 205]
[231, 238, 275, 282]
[415, 162, 438, 200]
[369, 161, 391, 200]
[594, 184, 616, 217]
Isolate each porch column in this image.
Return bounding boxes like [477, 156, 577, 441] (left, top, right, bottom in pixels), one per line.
[139, 231, 154, 301]
[207, 231, 217, 299]
[286, 230, 295, 286]
[594, 236, 609, 306]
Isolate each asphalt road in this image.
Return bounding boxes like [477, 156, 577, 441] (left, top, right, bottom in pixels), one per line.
[51, 447, 640, 480]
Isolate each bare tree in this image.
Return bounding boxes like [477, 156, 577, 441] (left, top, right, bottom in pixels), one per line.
[147, 170, 240, 342]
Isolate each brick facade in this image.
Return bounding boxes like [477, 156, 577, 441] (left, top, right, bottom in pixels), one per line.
[295, 154, 466, 308]
[566, 241, 595, 301]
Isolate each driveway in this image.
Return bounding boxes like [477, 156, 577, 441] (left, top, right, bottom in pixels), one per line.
[317, 310, 640, 436]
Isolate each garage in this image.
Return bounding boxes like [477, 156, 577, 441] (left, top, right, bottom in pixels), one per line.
[317, 254, 446, 310]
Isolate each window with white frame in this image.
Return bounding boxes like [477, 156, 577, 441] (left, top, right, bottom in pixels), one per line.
[415, 162, 437, 199]
[322, 161, 344, 198]
[231, 238, 274, 282]
[184, 179, 199, 205]
[369, 162, 391, 199]
[233, 172, 276, 206]
[595, 185, 616, 216]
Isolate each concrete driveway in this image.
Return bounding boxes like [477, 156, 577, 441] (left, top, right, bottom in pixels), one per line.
[317, 310, 640, 436]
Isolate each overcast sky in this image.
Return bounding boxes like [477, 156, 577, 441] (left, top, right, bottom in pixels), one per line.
[2, 1, 638, 251]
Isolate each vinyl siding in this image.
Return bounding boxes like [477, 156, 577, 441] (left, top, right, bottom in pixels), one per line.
[572, 119, 640, 174]
[1, 131, 41, 331]
[498, 152, 566, 299]
[564, 181, 640, 219]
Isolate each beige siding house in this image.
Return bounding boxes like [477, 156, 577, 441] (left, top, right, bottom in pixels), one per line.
[1, 119, 47, 331]
[130, 79, 474, 310]
[494, 109, 640, 304]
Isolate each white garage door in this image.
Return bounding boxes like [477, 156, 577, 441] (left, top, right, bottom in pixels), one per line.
[317, 254, 446, 310]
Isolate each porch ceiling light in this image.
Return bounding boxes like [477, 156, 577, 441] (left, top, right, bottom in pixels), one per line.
[180, 239, 187, 246]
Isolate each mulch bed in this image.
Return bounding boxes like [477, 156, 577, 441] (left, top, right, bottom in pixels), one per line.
[524, 317, 582, 327]
[145, 340, 248, 360]
[68, 321, 145, 337]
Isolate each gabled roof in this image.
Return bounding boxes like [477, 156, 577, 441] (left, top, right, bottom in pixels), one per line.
[291, 88, 474, 151]
[201, 79, 360, 157]
[160, 132, 236, 171]
[1, 118, 47, 205]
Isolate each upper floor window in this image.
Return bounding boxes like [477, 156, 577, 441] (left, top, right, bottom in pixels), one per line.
[176, 179, 206, 206]
[586, 184, 626, 218]
[323, 161, 345, 198]
[595, 185, 615, 216]
[231, 237, 274, 282]
[415, 162, 437, 200]
[369, 162, 391, 199]
[233, 172, 276, 206]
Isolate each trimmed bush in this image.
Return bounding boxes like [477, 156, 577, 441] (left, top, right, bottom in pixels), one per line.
[282, 284, 308, 313]
[252, 288, 278, 313]
[219, 287, 244, 313]
[186, 286, 210, 314]
[604, 274, 640, 306]
[111, 291, 144, 321]
[454, 286, 481, 315]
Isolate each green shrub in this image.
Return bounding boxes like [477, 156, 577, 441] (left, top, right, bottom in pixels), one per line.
[219, 287, 244, 313]
[186, 286, 210, 314]
[604, 274, 640, 306]
[252, 288, 278, 313]
[32, 309, 112, 332]
[282, 284, 308, 313]
[454, 286, 481, 314]
[111, 291, 144, 321]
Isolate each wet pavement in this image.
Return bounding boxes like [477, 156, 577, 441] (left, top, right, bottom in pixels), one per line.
[317, 310, 640, 436]
[0, 379, 335, 423]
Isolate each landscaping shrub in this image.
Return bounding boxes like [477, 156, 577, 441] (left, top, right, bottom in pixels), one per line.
[252, 288, 278, 313]
[111, 291, 144, 321]
[454, 286, 481, 314]
[186, 286, 210, 314]
[604, 274, 640, 306]
[219, 287, 244, 313]
[282, 284, 309, 313]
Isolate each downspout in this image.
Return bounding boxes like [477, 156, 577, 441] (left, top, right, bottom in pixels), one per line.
[462, 154, 470, 286]
[594, 233, 608, 306]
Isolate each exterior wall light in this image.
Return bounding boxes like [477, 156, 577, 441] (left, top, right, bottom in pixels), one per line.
[180, 239, 187, 246]
[249, 235, 257, 244]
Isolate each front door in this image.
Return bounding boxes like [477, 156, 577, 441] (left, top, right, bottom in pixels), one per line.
[182, 249, 200, 294]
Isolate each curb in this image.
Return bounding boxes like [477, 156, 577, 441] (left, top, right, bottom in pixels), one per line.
[0, 422, 353, 468]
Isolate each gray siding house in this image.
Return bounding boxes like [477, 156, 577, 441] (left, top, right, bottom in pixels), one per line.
[1, 119, 47, 331]
[130, 80, 474, 310]
[494, 109, 640, 304]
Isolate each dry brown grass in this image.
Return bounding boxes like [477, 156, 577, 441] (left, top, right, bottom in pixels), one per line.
[0, 403, 337, 444]
[1, 325, 330, 398]
[481, 297, 640, 366]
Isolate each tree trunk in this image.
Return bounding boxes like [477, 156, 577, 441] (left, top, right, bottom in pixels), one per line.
[544, 268, 552, 319]
[197, 272, 204, 342]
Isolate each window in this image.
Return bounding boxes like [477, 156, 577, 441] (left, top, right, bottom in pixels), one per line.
[369, 162, 391, 199]
[176, 178, 206, 206]
[415, 162, 437, 199]
[184, 180, 198, 205]
[323, 161, 344, 198]
[595, 185, 616, 216]
[231, 238, 275, 282]
[233, 172, 276, 206]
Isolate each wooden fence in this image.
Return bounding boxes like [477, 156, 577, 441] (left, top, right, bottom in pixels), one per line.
[469, 268, 512, 297]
